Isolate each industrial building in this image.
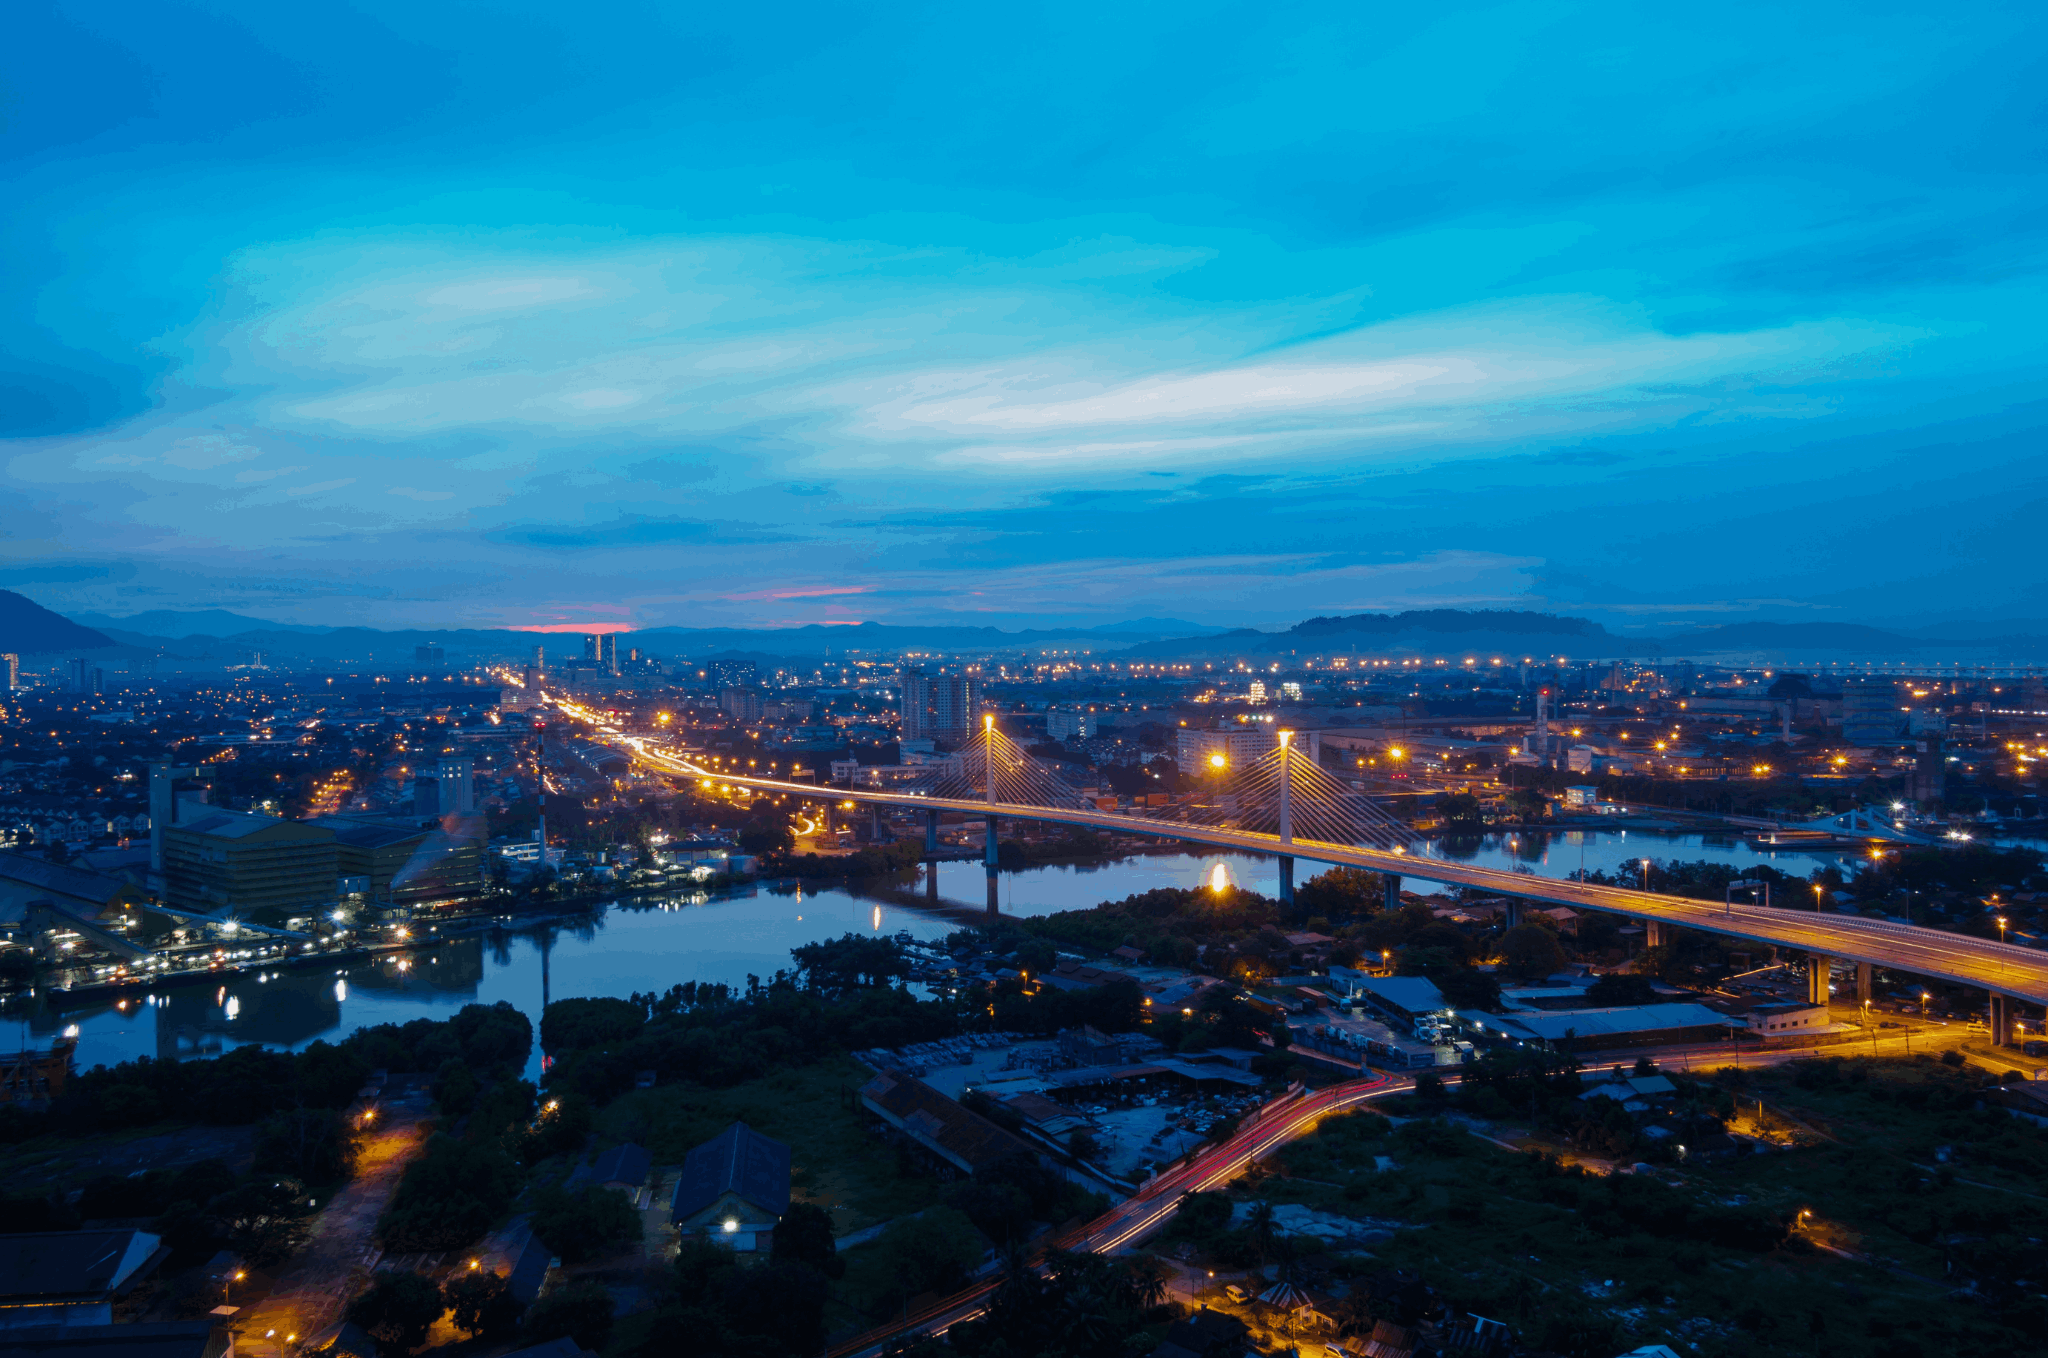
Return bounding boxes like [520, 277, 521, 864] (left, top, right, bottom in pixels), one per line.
[309, 816, 484, 910]
[1464, 1002, 1737, 1051]
[159, 809, 339, 922]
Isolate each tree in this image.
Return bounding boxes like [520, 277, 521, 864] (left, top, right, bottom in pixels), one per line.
[346, 1270, 446, 1357]
[252, 1108, 358, 1183]
[1068, 1127, 1100, 1162]
[1435, 968, 1502, 1012]
[1587, 973, 1657, 1006]
[1500, 923, 1568, 980]
[530, 1184, 640, 1264]
[443, 1269, 523, 1339]
[875, 1206, 986, 1300]
[790, 932, 912, 993]
[770, 1202, 843, 1278]
[1438, 792, 1483, 825]
[521, 1280, 615, 1351]
[210, 1178, 314, 1267]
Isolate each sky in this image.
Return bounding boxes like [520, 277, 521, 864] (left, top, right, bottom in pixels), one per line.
[4, 1, 2047, 636]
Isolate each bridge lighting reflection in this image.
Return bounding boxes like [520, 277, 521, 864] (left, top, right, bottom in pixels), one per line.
[1208, 863, 1230, 893]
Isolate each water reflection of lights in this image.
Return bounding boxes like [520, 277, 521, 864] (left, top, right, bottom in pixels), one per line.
[224, 995, 240, 1020]
[871, 905, 882, 931]
[334, 978, 348, 1002]
[1208, 863, 1230, 892]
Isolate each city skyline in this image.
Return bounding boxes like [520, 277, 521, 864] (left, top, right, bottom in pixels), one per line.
[5, 3, 2047, 635]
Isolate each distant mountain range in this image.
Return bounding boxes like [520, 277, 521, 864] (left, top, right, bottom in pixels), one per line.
[1119, 610, 1645, 660]
[24, 597, 2048, 664]
[0, 590, 115, 654]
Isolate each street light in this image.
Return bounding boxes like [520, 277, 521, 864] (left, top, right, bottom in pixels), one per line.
[1998, 915, 2008, 943]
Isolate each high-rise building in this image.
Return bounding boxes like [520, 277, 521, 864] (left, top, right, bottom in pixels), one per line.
[601, 633, 620, 675]
[932, 674, 982, 739]
[532, 643, 546, 673]
[584, 634, 600, 664]
[899, 667, 934, 741]
[707, 658, 759, 688]
[415, 644, 445, 666]
[66, 658, 89, 692]
[899, 669, 981, 741]
[2, 654, 17, 690]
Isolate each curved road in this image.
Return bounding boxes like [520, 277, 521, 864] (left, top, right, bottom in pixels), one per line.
[825, 1074, 1395, 1358]
[553, 704, 2048, 1007]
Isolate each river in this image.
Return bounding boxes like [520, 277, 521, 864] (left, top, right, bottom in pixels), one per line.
[0, 829, 1938, 1075]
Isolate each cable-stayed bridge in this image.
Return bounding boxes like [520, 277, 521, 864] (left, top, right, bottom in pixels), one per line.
[557, 703, 2048, 1026]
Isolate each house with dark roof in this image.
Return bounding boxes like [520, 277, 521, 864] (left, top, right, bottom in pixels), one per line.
[0, 1230, 167, 1329]
[671, 1122, 791, 1252]
[859, 1071, 1035, 1178]
[588, 1142, 651, 1197]
[0, 1322, 228, 1358]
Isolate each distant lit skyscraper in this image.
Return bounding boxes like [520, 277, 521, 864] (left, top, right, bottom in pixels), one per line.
[601, 633, 620, 675]
[899, 667, 934, 741]
[583, 634, 600, 664]
[932, 674, 982, 740]
[2, 653, 18, 690]
[532, 643, 545, 673]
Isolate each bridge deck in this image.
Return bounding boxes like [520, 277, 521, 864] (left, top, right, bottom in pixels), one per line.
[607, 727, 2048, 1006]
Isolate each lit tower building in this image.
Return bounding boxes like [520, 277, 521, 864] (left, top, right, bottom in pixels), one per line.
[899, 667, 935, 741]
[932, 674, 983, 740]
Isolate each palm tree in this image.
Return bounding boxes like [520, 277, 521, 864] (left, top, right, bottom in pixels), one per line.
[1246, 1200, 1277, 1270]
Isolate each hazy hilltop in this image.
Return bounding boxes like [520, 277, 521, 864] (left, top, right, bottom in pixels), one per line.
[0, 590, 115, 654]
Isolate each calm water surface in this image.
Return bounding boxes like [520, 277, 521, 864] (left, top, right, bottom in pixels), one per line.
[8, 829, 1891, 1074]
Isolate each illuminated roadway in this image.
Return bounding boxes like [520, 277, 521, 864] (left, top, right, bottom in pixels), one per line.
[545, 700, 2048, 1006]
[824, 1073, 1396, 1357]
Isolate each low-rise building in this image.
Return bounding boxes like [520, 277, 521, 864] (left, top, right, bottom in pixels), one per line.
[860, 1070, 1036, 1178]
[0, 1229, 167, 1329]
[671, 1121, 791, 1252]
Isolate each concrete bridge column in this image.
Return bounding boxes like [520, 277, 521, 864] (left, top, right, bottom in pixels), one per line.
[925, 807, 941, 902]
[1645, 920, 1669, 949]
[1856, 962, 1873, 1005]
[1383, 872, 1402, 912]
[1807, 956, 1833, 1006]
[1990, 992, 2012, 1047]
[984, 815, 1000, 917]
[1503, 899, 1522, 929]
[1278, 856, 1295, 907]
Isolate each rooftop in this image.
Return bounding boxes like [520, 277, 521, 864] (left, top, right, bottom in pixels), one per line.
[672, 1122, 791, 1222]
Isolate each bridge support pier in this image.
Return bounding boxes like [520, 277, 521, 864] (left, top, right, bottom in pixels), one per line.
[1807, 956, 1833, 1006]
[925, 808, 940, 902]
[1856, 962, 1873, 1005]
[1645, 920, 1669, 949]
[1278, 855, 1294, 907]
[1990, 992, 2012, 1046]
[1503, 899, 1522, 929]
[984, 815, 1000, 918]
[1383, 873, 1402, 912]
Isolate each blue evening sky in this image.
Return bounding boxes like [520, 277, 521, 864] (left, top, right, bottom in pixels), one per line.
[4, 1, 2046, 634]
